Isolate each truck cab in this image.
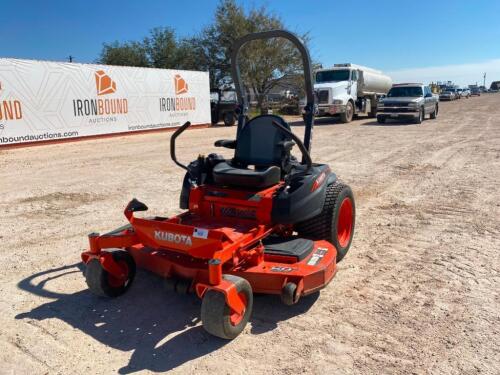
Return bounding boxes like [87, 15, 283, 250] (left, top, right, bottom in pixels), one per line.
[314, 63, 392, 123]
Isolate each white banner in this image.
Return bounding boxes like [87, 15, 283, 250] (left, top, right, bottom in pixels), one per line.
[0, 58, 211, 146]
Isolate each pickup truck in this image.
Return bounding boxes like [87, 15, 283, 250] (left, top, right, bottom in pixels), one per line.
[461, 88, 471, 98]
[470, 87, 481, 96]
[377, 83, 439, 124]
[440, 90, 456, 101]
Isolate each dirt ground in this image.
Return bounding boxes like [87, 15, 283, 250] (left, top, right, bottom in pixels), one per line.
[1, 94, 499, 375]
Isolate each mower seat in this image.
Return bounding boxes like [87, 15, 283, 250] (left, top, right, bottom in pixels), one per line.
[212, 115, 292, 189]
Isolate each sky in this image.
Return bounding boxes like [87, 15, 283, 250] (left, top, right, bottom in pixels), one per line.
[1, 0, 499, 87]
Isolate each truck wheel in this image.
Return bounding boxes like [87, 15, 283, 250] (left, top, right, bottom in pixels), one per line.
[377, 115, 386, 124]
[201, 275, 253, 339]
[295, 182, 355, 262]
[368, 97, 377, 118]
[340, 102, 354, 123]
[430, 104, 438, 119]
[223, 112, 236, 126]
[85, 250, 136, 297]
[414, 107, 424, 124]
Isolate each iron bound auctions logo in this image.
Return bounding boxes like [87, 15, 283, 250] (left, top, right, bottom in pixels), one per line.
[174, 74, 188, 95]
[0, 82, 23, 126]
[159, 74, 196, 112]
[72, 70, 127, 120]
[95, 70, 117, 95]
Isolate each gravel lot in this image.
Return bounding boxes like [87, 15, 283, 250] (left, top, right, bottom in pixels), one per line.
[1, 94, 499, 374]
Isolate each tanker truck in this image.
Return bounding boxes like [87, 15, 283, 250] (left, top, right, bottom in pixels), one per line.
[314, 63, 392, 123]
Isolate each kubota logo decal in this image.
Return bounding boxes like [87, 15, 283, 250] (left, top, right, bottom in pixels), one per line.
[154, 230, 193, 246]
[174, 74, 188, 95]
[95, 70, 117, 96]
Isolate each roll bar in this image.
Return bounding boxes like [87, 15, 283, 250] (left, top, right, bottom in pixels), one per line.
[170, 121, 191, 170]
[230, 30, 316, 156]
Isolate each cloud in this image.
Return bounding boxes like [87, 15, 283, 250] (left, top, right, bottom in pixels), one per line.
[387, 59, 500, 87]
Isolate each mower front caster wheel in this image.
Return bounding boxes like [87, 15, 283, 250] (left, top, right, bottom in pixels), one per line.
[85, 250, 136, 297]
[201, 275, 253, 340]
[281, 282, 299, 306]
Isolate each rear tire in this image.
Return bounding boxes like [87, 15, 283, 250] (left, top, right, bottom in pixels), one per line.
[377, 115, 386, 124]
[201, 275, 253, 339]
[368, 97, 377, 118]
[340, 101, 354, 123]
[223, 112, 236, 126]
[296, 182, 355, 262]
[85, 250, 136, 297]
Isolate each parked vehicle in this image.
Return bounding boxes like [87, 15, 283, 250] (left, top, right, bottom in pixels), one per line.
[440, 90, 456, 101]
[490, 81, 500, 91]
[377, 83, 439, 124]
[470, 87, 481, 96]
[210, 89, 238, 126]
[314, 63, 392, 123]
[461, 88, 471, 98]
[456, 88, 463, 99]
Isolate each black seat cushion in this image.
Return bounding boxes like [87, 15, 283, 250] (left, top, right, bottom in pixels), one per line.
[263, 236, 314, 261]
[213, 161, 280, 189]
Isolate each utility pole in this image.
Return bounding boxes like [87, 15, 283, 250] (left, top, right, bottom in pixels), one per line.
[483, 72, 486, 88]
[68, 55, 74, 63]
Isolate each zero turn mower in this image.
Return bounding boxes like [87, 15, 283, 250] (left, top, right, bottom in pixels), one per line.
[81, 30, 355, 339]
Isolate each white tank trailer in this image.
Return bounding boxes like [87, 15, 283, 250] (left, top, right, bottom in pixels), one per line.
[314, 63, 392, 123]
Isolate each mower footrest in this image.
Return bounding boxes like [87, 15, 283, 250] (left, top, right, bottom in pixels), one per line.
[263, 236, 314, 261]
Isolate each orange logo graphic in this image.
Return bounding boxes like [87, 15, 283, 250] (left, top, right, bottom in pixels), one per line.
[95, 70, 116, 96]
[174, 74, 188, 95]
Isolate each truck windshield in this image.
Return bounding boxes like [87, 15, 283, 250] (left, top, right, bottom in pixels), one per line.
[316, 70, 350, 83]
[387, 86, 423, 97]
[210, 92, 219, 102]
[220, 90, 237, 102]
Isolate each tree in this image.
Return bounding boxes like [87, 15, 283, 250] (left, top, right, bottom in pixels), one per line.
[143, 27, 180, 69]
[199, 0, 309, 112]
[99, 28, 201, 70]
[97, 0, 312, 112]
[98, 41, 149, 67]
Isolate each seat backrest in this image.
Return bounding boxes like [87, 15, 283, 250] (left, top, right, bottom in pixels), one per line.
[233, 115, 292, 167]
